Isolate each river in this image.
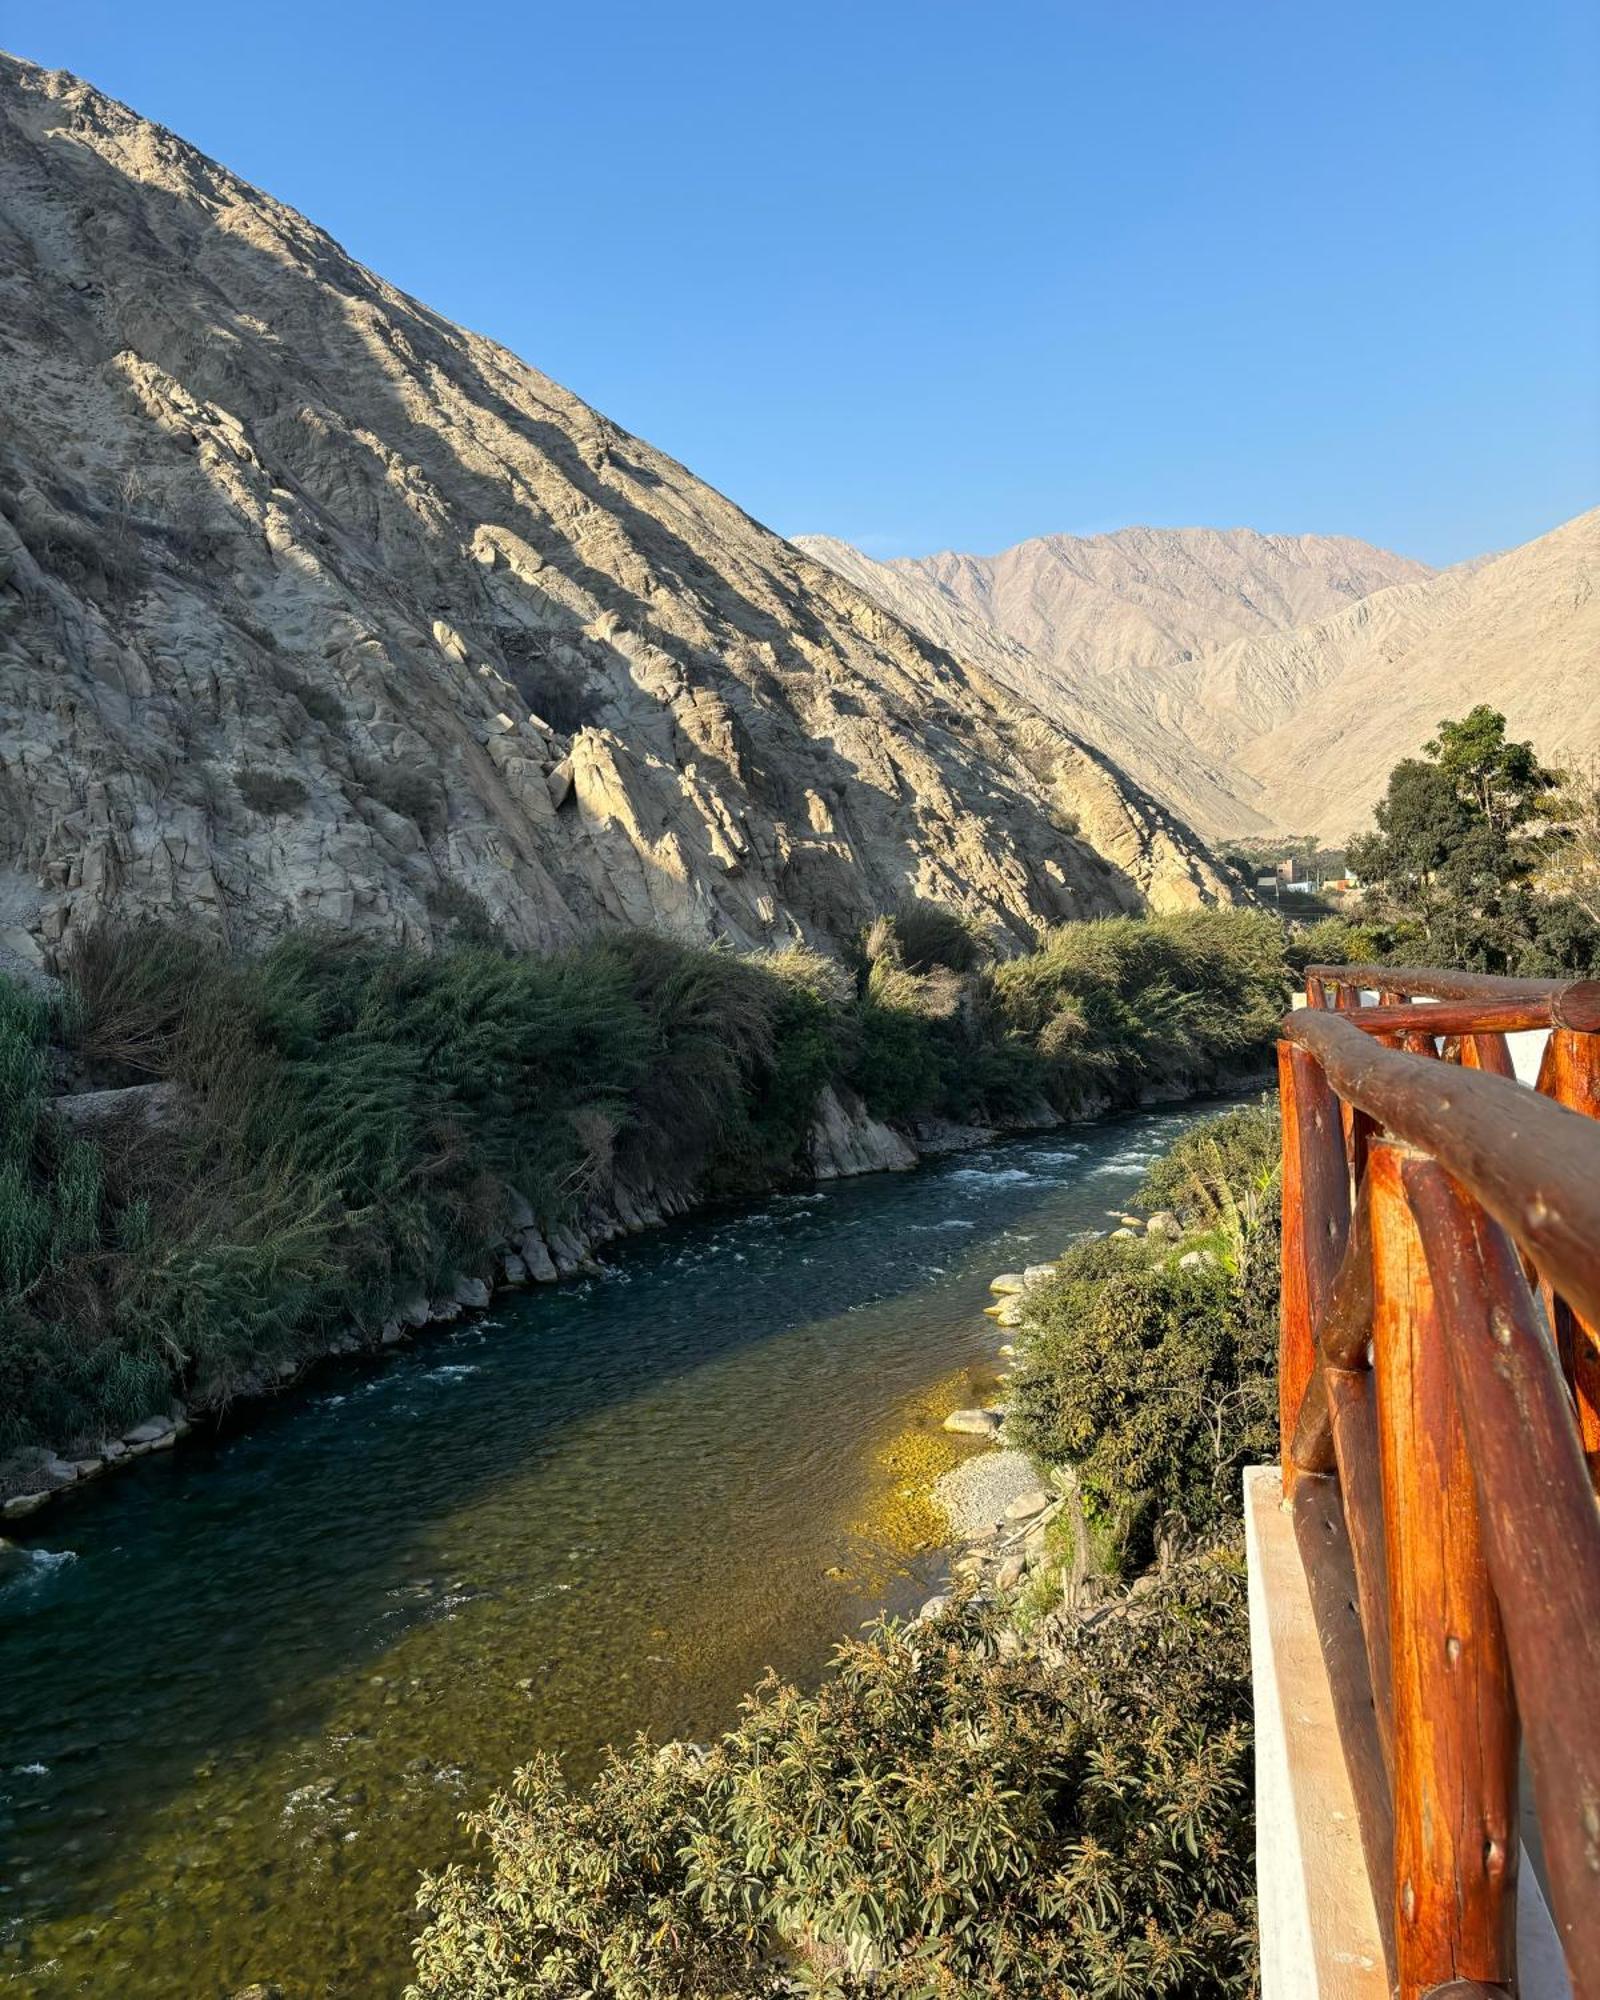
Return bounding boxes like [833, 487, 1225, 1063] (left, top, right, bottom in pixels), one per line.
[0, 1100, 1225, 1997]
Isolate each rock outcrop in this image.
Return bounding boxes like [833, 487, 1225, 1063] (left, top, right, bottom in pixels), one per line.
[0, 54, 1234, 970]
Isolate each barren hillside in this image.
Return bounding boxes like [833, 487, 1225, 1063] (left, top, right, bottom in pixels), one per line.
[803, 515, 1596, 842]
[1225, 507, 1600, 836]
[0, 54, 1233, 975]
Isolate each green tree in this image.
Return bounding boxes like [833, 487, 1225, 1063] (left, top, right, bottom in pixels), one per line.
[1347, 708, 1594, 974]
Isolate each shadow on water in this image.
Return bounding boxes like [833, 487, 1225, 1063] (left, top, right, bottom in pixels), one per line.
[0, 1101, 1232, 1997]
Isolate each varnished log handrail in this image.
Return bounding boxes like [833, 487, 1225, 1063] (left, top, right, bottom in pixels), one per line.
[1280, 1007, 1600, 1332]
[1324, 997, 1570, 1037]
[1302, 971, 1600, 1031]
[1306, 962, 1574, 1003]
[1277, 965, 1600, 2000]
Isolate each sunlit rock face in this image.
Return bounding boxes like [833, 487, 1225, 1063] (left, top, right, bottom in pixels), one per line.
[0, 54, 1234, 972]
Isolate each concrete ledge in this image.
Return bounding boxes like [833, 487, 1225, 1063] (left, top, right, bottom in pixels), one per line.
[1246, 1464, 1386, 2000]
[1245, 1464, 1572, 1999]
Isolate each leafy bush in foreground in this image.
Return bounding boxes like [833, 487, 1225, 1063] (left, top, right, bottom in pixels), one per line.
[409, 1541, 1255, 2000]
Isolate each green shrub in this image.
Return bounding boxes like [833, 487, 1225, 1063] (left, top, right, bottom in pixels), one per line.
[355, 759, 447, 837]
[884, 898, 991, 975]
[986, 909, 1287, 1110]
[1006, 1101, 1281, 1574]
[235, 767, 309, 815]
[425, 881, 505, 950]
[409, 1540, 1256, 1999]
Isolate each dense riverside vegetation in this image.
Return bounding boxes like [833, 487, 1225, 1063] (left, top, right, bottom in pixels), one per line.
[0, 906, 1285, 1457]
[409, 1104, 1281, 1998]
[1006, 1104, 1281, 1579]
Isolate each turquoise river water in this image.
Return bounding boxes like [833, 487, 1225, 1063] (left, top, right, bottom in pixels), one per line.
[0, 1100, 1223, 1997]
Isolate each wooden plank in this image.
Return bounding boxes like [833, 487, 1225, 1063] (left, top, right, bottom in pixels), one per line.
[1281, 1010, 1600, 1334]
[1403, 1160, 1600, 2000]
[1292, 1473, 1397, 1987]
[1369, 1143, 1519, 2000]
[1279, 1040, 1353, 1489]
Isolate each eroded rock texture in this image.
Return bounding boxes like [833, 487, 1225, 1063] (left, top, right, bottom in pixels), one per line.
[0, 56, 1231, 969]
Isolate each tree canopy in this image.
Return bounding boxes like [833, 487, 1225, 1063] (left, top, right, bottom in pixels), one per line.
[1346, 707, 1594, 975]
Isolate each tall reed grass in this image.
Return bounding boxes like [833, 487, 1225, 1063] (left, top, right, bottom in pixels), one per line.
[1, 906, 1286, 1454]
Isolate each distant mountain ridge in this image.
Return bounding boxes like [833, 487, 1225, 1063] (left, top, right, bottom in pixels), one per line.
[893, 526, 1433, 681]
[799, 513, 1598, 840]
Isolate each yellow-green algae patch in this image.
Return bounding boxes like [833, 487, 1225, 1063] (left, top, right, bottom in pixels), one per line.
[845, 1362, 1006, 1570]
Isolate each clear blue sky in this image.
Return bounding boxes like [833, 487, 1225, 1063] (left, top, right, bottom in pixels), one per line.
[11, 1, 1599, 565]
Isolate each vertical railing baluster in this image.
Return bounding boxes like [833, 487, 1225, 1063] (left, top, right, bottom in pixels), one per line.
[1536, 1028, 1600, 1488]
[1279, 1041, 1351, 1491]
[1369, 1141, 1519, 2000]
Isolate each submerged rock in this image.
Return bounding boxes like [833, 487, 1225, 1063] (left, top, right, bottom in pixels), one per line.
[943, 1408, 1002, 1437]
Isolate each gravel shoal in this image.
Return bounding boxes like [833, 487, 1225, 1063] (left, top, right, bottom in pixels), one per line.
[934, 1447, 1040, 1538]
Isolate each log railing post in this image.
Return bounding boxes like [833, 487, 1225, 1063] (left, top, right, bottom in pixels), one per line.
[1279, 1040, 1352, 1490]
[1535, 1028, 1600, 1486]
[1368, 1142, 1519, 2000]
[1404, 1161, 1600, 1994]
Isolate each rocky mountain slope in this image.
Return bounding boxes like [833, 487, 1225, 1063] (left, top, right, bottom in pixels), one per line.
[0, 55, 1233, 975]
[802, 514, 1597, 842]
[798, 534, 1272, 840]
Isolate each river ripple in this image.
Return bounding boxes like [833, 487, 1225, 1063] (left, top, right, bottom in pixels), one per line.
[0, 1100, 1225, 1997]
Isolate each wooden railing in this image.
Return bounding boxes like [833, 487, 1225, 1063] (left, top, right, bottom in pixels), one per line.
[1277, 965, 1600, 2000]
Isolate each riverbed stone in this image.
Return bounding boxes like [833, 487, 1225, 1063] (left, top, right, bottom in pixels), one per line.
[1110, 1227, 1138, 1240]
[1004, 1488, 1051, 1523]
[123, 1416, 173, 1445]
[428, 1298, 462, 1323]
[518, 1230, 559, 1282]
[1146, 1210, 1183, 1240]
[989, 1272, 1026, 1295]
[995, 1553, 1028, 1590]
[3, 1491, 49, 1519]
[915, 1595, 951, 1623]
[502, 1252, 529, 1284]
[1021, 1263, 1058, 1287]
[995, 1299, 1025, 1327]
[452, 1275, 491, 1310]
[379, 1320, 404, 1346]
[398, 1295, 431, 1329]
[943, 1408, 1002, 1437]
